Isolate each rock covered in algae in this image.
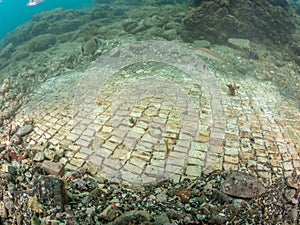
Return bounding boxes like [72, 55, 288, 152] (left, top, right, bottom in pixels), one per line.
[183, 0, 296, 44]
[108, 210, 151, 225]
[28, 34, 56, 52]
[221, 173, 266, 198]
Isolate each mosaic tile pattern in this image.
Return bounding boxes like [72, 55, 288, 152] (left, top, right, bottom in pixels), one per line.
[14, 41, 300, 185]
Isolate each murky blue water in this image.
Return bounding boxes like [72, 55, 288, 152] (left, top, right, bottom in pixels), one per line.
[0, 0, 93, 40]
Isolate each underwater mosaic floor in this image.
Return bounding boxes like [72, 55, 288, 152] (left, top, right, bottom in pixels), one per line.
[14, 41, 300, 185]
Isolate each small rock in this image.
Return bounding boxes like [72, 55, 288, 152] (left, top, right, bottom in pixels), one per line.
[11, 135, 22, 145]
[42, 160, 64, 176]
[0, 201, 8, 218]
[156, 192, 167, 203]
[86, 206, 96, 216]
[1, 164, 16, 175]
[16, 213, 22, 225]
[221, 173, 266, 198]
[15, 124, 33, 137]
[28, 34, 56, 52]
[99, 205, 118, 221]
[0, 119, 3, 127]
[255, 72, 268, 80]
[55, 146, 65, 157]
[0, 144, 6, 152]
[193, 40, 211, 48]
[161, 29, 177, 41]
[209, 204, 237, 224]
[289, 207, 298, 223]
[32, 142, 46, 153]
[3, 197, 14, 216]
[44, 148, 56, 160]
[284, 189, 296, 202]
[189, 197, 201, 207]
[73, 177, 98, 192]
[232, 199, 250, 210]
[153, 213, 170, 225]
[286, 176, 300, 190]
[175, 189, 191, 203]
[227, 38, 250, 50]
[108, 210, 151, 225]
[184, 204, 192, 212]
[209, 212, 228, 224]
[166, 208, 188, 221]
[183, 215, 193, 224]
[28, 196, 44, 213]
[123, 21, 138, 33]
[63, 167, 88, 181]
[33, 152, 45, 162]
[7, 183, 16, 195]
[291, 198, 298, 205]
[31, 214, 41, 225]
[212, 189, 233, 203]
[81, 188, 107, 206]
[24, 171, 32, 179]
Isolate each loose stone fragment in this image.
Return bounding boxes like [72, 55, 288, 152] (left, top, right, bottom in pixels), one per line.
[11, 135, 22, 145]
[63, 167, 88, 181]
[15, 124, 33, 137]
[227, 38, 250, 50]
[284, 189, 296, 202]
[73, 177, 98, 192]
[44, 149, 56, 160]
[42, 160, 64, 176]
[1, 164, 16, 174]
[208, 205, 237, 224]
[3, 195, 14, 216]
[108, 210, 151, 225]
[175, 189, 192, 203]
[33, 152, 45, 162]
[212, 189, 232, 203]
[0, 144, 6, 152]
[99, 204, 119, 221]
[153, 213, 170, 225]
[286, 176, 300, 190]
[232, 199, 250, 210]
[0, 201, 7, 218]
[28, 196, 43, 213]
[31, 214, 41, 225]
[221, 173, 266, 198]
[155, 192, 167, 203]
[289, 207, 298, 223]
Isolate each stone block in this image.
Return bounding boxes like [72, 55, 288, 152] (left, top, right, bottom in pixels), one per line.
[224, 155, 239, 164]
[70, 158, 85, 167]
[123, 163, 143, 174]
[42, 160, 64, 176]
[130, 157, 147, 168]
[185, 166, 201, 177]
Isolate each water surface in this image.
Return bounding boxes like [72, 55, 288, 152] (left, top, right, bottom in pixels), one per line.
[0, 0, 93, 40]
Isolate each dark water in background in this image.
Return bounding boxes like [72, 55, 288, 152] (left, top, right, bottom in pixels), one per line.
[0, 0, 93, 40]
